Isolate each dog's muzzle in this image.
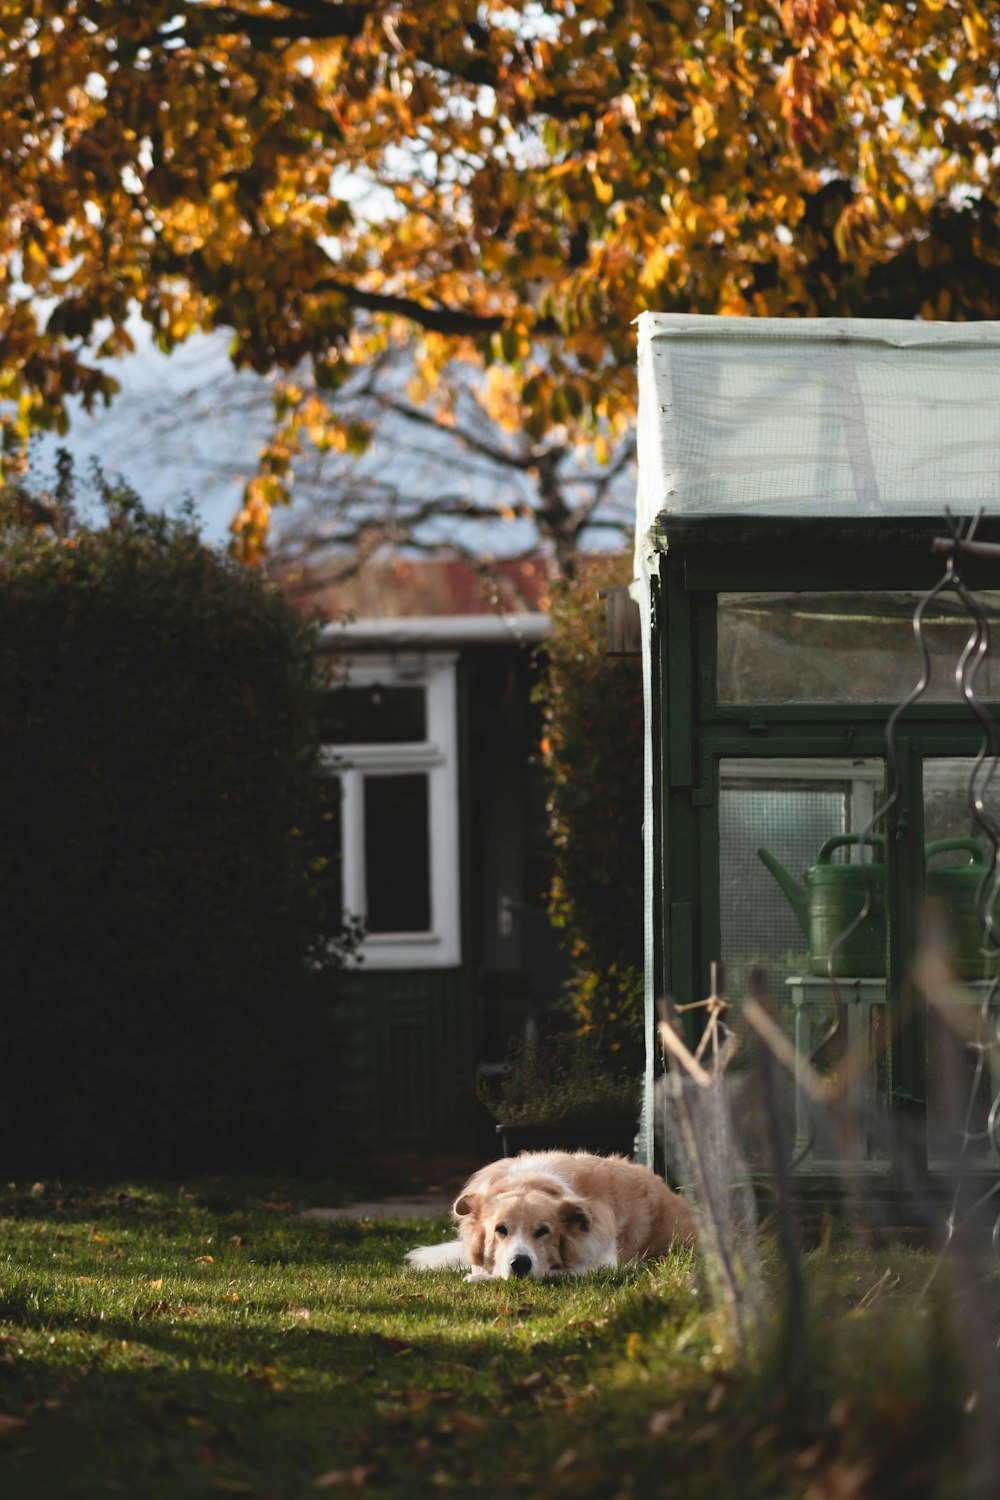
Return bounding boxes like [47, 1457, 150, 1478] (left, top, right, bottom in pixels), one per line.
[509, 1253, 533, 1278]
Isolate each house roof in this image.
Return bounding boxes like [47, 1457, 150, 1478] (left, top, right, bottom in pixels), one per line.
[635, 314, 1000, 556]
[272, 554, 554, 620]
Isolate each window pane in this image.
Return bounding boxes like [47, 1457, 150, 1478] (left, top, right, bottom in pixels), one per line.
[923, 758, 999, 1163]
[719, 759, 886, 1166]
[720, 779, 846, 998]
[717, 591, 1000, 704]
[364, 774, 430, 932]
[321, 685, 427, 744]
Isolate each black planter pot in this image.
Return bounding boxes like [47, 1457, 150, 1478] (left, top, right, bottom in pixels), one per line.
[496, 1121, 638, 1159]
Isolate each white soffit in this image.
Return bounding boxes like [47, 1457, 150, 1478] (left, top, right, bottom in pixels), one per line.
[635, 313, 1000, 554]
[318, 612, 550, 652]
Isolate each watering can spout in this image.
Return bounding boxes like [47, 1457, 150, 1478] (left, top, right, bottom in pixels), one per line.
[756, 848, 810, 938]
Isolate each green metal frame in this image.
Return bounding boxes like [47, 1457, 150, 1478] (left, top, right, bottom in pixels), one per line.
[650, 518, 1000, 1189]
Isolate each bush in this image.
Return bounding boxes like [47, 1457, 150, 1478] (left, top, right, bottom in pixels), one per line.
[535, 556, 645, 1070]
[0, 458, 356, 1174]
[477, 1030, 641, 1126]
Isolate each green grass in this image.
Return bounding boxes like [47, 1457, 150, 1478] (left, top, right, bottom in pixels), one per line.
[0, 1179, 978, 1498]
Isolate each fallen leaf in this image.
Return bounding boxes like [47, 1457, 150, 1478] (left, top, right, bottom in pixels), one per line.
[313, 1464, 375, 1489]
[197, 1255, 215, 1264]
[804, 1461, 873, 1500]
[828, 1397, 854, 1429]
[0, 1413, 28, 1436]
[445, 1411, 485, 1435]
[796, 1441, 826, 1472]
[648, 1405, 683, 1438]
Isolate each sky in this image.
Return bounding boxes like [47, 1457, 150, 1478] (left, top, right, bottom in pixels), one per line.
[24, 318, 636, 563]
[27, 323, 275, 549]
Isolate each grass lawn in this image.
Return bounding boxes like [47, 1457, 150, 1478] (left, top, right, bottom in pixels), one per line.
[0, 1177, 979, 1499]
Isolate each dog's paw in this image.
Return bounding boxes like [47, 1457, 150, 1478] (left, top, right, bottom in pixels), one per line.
[463, 1269, 494, 1282]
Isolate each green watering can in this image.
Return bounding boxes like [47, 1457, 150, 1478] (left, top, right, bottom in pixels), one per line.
[758, 834, 999, 980]
[757, 834, 886, 977]
[924, 838, 999, 982]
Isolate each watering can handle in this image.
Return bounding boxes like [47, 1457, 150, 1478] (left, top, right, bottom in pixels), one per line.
[925, 838, 989, 867]
[816, 833, 885, 864]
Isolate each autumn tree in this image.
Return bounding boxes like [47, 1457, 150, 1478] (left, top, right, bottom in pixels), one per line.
[268, 345, 636, 582]
[2, 0, 998, 561]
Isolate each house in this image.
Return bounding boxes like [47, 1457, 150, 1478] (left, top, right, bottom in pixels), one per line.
[278, 555, 569, 1156]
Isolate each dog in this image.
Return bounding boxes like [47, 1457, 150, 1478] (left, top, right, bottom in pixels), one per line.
[405, 1150, 697, 1281]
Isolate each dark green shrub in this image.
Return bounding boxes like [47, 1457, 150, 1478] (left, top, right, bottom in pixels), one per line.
[536, 556, 645, 1070]
[476, 1030, 640, 1126]
[0, 459, 356, 1174]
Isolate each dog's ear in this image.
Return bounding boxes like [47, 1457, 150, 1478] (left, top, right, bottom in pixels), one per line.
[558, 1198, 592, 1233]
[468, 1222, 486, 1267]
[454, 1190, 483, 1219]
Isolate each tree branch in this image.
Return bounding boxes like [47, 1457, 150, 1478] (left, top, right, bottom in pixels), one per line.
[371, 391, 537, 471]
[177, 3, 616, 124]
[314, 277, 521, 338]
[184, 1, 369, 41]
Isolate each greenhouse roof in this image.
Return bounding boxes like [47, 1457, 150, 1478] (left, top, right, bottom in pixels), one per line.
[635, 313, 1000, 555]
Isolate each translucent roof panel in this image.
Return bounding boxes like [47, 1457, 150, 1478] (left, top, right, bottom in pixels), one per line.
[635, 313, 1000, 552]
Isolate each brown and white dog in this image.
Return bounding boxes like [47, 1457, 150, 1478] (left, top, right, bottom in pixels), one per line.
[406, 1150, 697, 1281]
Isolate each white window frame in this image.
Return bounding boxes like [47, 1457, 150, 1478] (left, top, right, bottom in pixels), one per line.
[322, 653, 461, 969]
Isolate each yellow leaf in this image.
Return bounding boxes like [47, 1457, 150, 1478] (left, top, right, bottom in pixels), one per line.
[591, 171, 614, 206]
[961, 12, 985, 49]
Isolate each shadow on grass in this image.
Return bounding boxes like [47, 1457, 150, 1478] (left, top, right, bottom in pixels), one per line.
[0, 1262, 708, 1500]
[1, 1275, 967, 1500]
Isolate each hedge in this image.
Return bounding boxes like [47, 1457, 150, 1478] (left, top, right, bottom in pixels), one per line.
[0, 461, 355, 1174]
[536, 556, 646, 1070]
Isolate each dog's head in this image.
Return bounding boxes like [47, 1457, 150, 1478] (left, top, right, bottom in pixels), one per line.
[454, 1182, 592, 1279]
